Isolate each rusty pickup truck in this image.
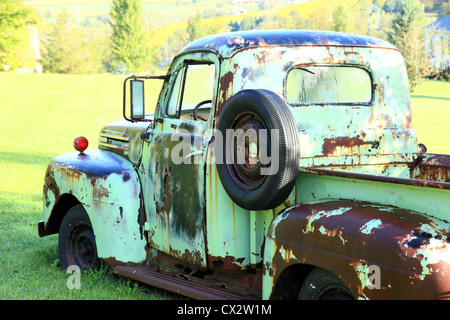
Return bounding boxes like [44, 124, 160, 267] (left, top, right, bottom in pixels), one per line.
[38, 30, 450, 300]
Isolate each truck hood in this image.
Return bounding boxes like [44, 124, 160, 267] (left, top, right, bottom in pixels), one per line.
[98, 116, 153, 165]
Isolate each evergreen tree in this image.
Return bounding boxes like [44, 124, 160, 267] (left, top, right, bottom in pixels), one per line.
[186, 12, 204, 42]
[109, 0, 148, 73]
[331, 4, 355, 33]
[383, 0, 402, 13]
[41, 9, 102, 74]
[229, 16, 265, 31]
[0, 0, 39, 70]
[388, 0, 429, 92]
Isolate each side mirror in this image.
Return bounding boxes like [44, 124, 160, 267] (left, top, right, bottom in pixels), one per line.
[123, 74, 168, 123]
[130, 79, 145, 121]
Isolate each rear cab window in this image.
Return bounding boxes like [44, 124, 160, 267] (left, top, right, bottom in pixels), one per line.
[285, 66, 373, 105]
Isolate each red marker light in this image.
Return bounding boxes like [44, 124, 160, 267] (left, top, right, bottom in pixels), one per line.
[73, 136, 88, 153]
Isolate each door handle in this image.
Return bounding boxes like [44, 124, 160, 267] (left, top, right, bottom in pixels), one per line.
[141, 132, 153, 142]
[184, 150, 204, 160]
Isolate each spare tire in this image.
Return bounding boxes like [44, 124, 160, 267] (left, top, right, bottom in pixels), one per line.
[216, 89, 300, 210]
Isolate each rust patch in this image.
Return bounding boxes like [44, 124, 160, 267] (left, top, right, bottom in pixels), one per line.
[155, 165, 173, 218]
[218, 71, 234, 116]
[412, 154, 450, 183]
[44, 167, 60, 202]
[178, 249, 204, 266]
[208, 254, 246, 271]
[95, 185, 109, 198]
[322, 135, 377, 155]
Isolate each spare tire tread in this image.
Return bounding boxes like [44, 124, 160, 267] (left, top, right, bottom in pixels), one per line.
[216, 89, 300, 210]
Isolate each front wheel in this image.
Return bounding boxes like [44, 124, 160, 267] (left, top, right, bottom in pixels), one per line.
[58, 205, 101, 271]
[298, 268, 354, 300]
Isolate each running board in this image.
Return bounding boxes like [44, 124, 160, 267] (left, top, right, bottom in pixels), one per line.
[114, 265, 260, 300]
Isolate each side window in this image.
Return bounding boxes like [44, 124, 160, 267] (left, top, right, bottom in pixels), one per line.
[167, 68, 184, 116]
[166, 63, 216, 120]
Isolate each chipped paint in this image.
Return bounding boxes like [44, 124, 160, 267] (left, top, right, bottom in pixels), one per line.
[350, 261, 381, 299]
[398, 223, 450, 279]
[360, 219, 383, 234]
[304, 207, 352, 233]
[278, 245, 297, 263]
[318, 225, 347, 245]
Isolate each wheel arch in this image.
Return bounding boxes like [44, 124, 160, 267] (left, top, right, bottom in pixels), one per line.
[269, 263, 354, 300]
[269, 263, 314, 300]
[41, 193, 81, 236]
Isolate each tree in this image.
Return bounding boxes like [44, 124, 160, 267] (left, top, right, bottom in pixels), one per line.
[229, 16, 266, 32]
[437, 2, 450, 18]
[271, 11, 309, 29]
[308, 4, 332, 30]
[0, 0, 39, 70]
[41, 9, 103, 74]
[186, 12, 204, 42]
[109, 0, 148, 73]
[388, 0, 430, 92]
[159, 12, 223, 68]
[331, 4, 356, 33]
[383, 0, 403, 13]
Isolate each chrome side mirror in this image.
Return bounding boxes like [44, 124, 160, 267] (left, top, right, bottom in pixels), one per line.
[130, 79, 145, 121]
[123, 75, 168, 123]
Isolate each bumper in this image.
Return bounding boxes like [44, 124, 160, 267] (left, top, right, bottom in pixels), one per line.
[38, 220, 49, 237]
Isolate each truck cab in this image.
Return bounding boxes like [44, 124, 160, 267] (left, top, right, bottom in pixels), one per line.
[39, 30, 450, 300]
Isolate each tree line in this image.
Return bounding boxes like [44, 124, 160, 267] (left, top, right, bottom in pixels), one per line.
[1, 0, 448, 91]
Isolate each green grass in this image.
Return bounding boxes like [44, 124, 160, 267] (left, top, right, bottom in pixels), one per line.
[0, 73, 448, 299]
[0, 73, 167, 299]
[411, 80, 450, 154]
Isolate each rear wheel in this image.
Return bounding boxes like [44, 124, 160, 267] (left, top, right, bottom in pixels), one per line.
[58, 205, 101, 271]
[298, 268, 354, 300]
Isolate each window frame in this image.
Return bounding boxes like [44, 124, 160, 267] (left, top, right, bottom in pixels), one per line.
[284, 64, 375, 106]
[165, 60, 216, 119]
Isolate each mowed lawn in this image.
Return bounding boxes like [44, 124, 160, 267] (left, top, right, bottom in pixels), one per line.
[411, 80, 450, 154]
[0, 73, 167, 299]
[0, 73, 448, 299]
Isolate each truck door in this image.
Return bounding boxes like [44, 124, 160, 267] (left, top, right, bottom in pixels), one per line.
[141, 54, 218, 267]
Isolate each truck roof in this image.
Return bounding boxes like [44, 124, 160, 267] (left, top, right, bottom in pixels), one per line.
[180, 29, 398, 58]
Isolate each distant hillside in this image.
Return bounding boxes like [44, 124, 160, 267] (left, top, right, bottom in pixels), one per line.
[24, 0, 295, 27]
[25, 0, 368, 68]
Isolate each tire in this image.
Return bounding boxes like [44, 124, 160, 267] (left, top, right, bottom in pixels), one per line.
[298, 268, 354, 300]
[216, 89, 300, 210]
[58, 205, 101, 271]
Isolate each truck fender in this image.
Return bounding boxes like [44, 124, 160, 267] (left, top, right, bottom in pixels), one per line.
[263, 200, 450, 300]
[42, 148, 147, 264]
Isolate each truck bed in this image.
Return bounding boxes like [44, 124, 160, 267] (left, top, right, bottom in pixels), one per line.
[304, 153, 450, 184]
[297, 153, 450, 222]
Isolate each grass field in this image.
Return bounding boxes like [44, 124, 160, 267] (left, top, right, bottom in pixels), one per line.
[0, 73, 448, 299]
[0, 73, 170, 299]
[411, 80, 450, 154]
